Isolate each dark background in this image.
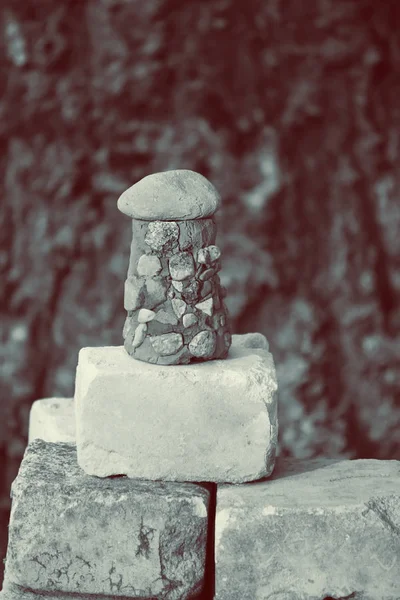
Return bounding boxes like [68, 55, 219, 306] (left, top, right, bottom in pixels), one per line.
[1, 0, 400, 586]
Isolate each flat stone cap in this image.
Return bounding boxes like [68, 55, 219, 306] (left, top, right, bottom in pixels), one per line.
[117, 169, 221, 220]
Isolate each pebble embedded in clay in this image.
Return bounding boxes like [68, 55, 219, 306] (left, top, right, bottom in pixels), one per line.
[199, 268, 215, 281]
[183, 313, 198, 328]
[137, 254, 162, 277]
[195, 297, 213, 316]
[169, 252, 195, 281]
[145, 277, 168, 308]
[154, 308, 178, 325]
[132, 323, 147, 348]
[124, 276, 144, 311]
[144, 221, 179, 252]
[181, 279, 200, 303]
[197, 245, 221, 265]
[172, 298, 186, 319]
[150, 332, 184, 356]
[189, 330, 217, 358]
[137, 308, 155, 323]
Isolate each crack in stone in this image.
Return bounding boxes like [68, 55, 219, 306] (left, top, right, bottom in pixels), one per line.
[366, 498, 400, 536]
[136, 517, 156, 559]
[157, 538, 183, 600]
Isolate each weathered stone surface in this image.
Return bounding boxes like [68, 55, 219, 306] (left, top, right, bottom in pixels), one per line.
[169, 252, 195, 281]
[215, 458, 400, 600]
[150, 332, 183, 356]
[75, 335, 277, 482]
[136, 254, 162, 277]
[118, 170, 221, 220]
[2, 440, 210, 600]
[144, 221, 179, 252]
[124, 276, 144, 310]
[183, 313, 198, 328]
[28, 398, 75, 444]
[189, 331, 216, 358]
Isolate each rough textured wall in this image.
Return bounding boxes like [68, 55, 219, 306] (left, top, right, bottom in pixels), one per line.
[1, 0, 400, 581]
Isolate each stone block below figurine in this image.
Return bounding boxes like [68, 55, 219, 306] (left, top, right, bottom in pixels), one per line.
[74, 334, 277, 483]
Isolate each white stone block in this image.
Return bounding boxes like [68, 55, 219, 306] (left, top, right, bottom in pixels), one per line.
[215, 458, 400, 600]
[28, 397, 75, 444]
[75, 334, 278, 483]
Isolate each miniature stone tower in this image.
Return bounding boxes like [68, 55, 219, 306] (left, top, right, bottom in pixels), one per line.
[2, 169, 399, 600]
[118, 169, 232, 365]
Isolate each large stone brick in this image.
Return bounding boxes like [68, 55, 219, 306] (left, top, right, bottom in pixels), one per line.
[74, 334, 278, 483]
[28, 397, 75, 443]
[215, 458, 400, 600]
[2, 440, 210, 600]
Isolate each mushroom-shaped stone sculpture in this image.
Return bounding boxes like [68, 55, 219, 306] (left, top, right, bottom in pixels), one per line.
[118, 169, 232, 365]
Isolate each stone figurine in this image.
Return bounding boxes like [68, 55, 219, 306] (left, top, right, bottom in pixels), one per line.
[117, 169, 232, 365]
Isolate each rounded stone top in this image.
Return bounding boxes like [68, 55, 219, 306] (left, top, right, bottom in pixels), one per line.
[117, 169, 221, 220]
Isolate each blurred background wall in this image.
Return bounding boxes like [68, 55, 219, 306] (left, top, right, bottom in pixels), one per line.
[1, 0, 400, 583]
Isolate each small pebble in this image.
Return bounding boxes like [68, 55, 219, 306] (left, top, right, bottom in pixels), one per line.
[172, 280, 184, 292]
[200, 280, 212, 299]
[183, 313, 198, 328]
[124, 276, 144, 311]
[172, 298, 186, 318]
[199, 268, 215, 281]
[182, 280, 200, 303]
[208, 245, 221, 263]
[189, 330, 217, 358]
[137, 254, 162, 277]
[123, 317, 132, 339]
[154, 309, 178, 325]
[132, 323, 147, 348]
[150, 333, 184, 356]
[138, 309, 156, 323]
[144, 221, 179, 252]
[145, 278, 167, 308]
[195, 298, 213, 316]
[197, 245, 221, 265]
[197, 248, 209, 264]
[169, 252, 195, 281]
